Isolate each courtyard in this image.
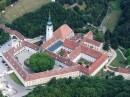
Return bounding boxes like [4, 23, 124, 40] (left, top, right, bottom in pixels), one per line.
[58, 49, 70, 57]
[15, 50, 35, 73]
[78, 58, 91, 67]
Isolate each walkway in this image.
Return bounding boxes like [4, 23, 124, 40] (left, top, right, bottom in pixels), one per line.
[69, 3, 77, 8]
[107, 47, 117, 66]
[118, 49, 127, 60]
[26, 36, 42, 44]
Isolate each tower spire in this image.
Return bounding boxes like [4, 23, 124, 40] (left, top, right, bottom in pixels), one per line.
[46, 12, 53, 41]
[47, 12, 52, 26]
[49, 12, 51, 21]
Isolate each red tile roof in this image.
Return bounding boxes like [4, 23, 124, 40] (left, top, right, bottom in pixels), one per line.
[3, 52, 28, 80]
[63, 39, 79, 50]
[0, 24, 25, 40]
[27, 65, 81, 81]
[84, 31, 93, 39]
[3, 41, 39, 81]
[54, 24, 73, 39]
[42, 37, 58, 49]
[81, 37, 102, 47]
[70, 33, 83, 41]
[116, 68, 130, 74]
[45, 50, 77, 66]
[69, 45, 103, 60]
[89, 54, 108, 74]
[63, 50, 68, 57]
[2, 24, 108, 84]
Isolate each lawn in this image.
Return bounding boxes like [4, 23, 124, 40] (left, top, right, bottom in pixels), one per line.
[0, 0, 51, 23]
[58, 49, 65, 56]
[110, 50, 126, 68]
[95, 69, 113, 78]
[9, 73, 23, 86]
[101, 0, 122, 32]
[34, 40, 43, 46]
[118, 46, 127, 56]
[78, 58, 90, 66]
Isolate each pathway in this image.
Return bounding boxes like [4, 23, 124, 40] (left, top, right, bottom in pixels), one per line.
[126, 65, 130, 68]
[107, 47, 117, 66]
[118, 49, 127, 60]
[26, 36, 42, 44]
[69, 3, 77, 8]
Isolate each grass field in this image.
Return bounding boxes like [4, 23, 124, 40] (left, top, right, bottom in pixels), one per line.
[95, 69, 112, 78]
[0, 0, 51, 23]
[101, 0, 122, 32]
[118, 47, 127, 55]
[110, 50, 126, 68]
[9, 73, 23, 86]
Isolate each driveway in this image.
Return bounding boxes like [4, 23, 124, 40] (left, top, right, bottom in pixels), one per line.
[1, 75, 33, 97]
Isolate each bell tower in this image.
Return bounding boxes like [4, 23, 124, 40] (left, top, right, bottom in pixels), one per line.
[46, 13, 53, 41]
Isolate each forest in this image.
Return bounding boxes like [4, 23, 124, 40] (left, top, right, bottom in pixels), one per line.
[113, 0, 130, 48]
[7, 0, 110, 38]
[25, 75, 130, 97]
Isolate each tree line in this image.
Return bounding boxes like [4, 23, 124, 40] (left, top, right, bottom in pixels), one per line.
[0, 0, 18, 11]
[113, 0, 130, 49]
[0, 28, 10, 45]
[7, 2, 85, 38]
[7, 0, 112, 38]
[25, 75, 130, 97]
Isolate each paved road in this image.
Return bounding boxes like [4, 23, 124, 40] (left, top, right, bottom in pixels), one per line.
[107, 47, 117, 66]
[3, 75, 33, 97]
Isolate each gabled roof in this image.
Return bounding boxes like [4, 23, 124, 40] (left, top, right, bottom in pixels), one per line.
[0, 24, 25, 40]
[63, 39, 79, 50]
[54, 24, 73, 39]
[84, 31, 93, 39]
[42, 37, 58, 49]
[69, 45, 103, 60]
[26, 65, 82, 81]
[116, 68, 130, 74]
[70, 33, 83, 41]
[81, 37, 102, 47]
[3, 41, 39, 81]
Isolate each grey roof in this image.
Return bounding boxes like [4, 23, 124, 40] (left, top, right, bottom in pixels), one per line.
[48, 41, 62, 52]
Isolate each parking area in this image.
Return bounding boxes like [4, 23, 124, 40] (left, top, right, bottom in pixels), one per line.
[0, 40, 12, 53]
[0, 57, 8, 75]
[0, 75, 33, 97]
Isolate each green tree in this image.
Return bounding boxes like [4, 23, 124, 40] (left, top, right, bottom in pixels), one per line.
[26, 76, 130, 97]
[111, 37, 118, 50]
[27, 52, 55, 72]
[0, 28, 10, 45]
[115, 92, 130, 97]
[95, 30, 104, 42]
[113, 75, 124, 80]
[73, 6, 80, 12]
[126, 56, 130, 64]
[104, 29, 111, 42]
[0, 1, 6, 11]
[103, 41, 109, 51]
[125, 48, 130, 57]
[78, 0, 83, 5]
